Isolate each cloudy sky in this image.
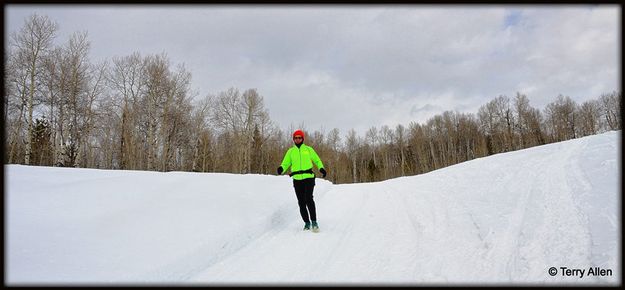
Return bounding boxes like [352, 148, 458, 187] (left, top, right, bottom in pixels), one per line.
[5, 5, 620, 136]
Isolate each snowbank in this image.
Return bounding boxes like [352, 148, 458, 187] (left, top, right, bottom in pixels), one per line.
[5, 131, 620, 285]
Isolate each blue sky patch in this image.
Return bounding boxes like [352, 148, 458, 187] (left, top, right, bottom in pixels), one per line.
[504, 10, 522, 28]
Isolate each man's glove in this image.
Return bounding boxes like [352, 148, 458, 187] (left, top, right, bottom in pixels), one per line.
[277, 166, 283, 175]
[319, 168, 327, 178]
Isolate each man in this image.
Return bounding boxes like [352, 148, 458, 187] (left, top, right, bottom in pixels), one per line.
[277, 129, 327, 232]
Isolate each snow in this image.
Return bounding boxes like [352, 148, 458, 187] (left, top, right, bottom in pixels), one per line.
[5, 131, 621, 286]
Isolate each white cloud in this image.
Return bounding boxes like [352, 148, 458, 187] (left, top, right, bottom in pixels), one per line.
[5, 5, 620, 137]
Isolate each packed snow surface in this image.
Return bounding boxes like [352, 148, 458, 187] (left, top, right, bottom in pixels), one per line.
[6, 131, 620, 285]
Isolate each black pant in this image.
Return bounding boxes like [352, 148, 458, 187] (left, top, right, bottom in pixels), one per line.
[293, 178, 316, 223]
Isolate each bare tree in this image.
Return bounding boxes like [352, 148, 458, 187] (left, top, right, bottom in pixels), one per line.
[58, 31, 92, 167]
[160, 62, 193, 171]
[478, 95, 515, 153]
[599, 91, 621, 131]
[326, 128, 341, 182]
[141, 53, 170, 170]
[544, 95, 578, 142]
[241, 88, 271, 173]
[395, 124, 407, 176]
[345, 129, 360, 183]
[407, 121, 430, 174]
[10, 13, 58, 165]
[577, 100, 601, 137]
[6, 12, 622, 185]
[5, 46, 30, 163]
[107, 52, 147, 169]
[40, 47, 62, 165]
[365, 126, 379, 180]
[190, 95, 214, 172]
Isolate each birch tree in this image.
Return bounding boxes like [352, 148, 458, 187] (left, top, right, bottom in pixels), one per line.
[9, 13, 58, 165]
[107, 52, 146, 169]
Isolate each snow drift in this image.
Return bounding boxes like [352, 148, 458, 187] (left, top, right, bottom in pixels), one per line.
[5, 131, 620, 285]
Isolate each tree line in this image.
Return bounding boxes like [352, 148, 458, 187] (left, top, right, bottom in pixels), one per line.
[4, 14, 622, 184]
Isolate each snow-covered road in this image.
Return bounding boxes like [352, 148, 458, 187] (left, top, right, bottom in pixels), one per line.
[6, 131, 620, 285]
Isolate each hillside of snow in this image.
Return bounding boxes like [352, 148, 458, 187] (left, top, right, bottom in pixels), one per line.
[5, 131, 620, 285]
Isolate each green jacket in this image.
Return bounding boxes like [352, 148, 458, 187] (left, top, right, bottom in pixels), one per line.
[280, 143, 325, 180]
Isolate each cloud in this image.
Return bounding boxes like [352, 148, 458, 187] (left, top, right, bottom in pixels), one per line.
[410, 104, 442, 117]
[5, 5, 620, 137]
